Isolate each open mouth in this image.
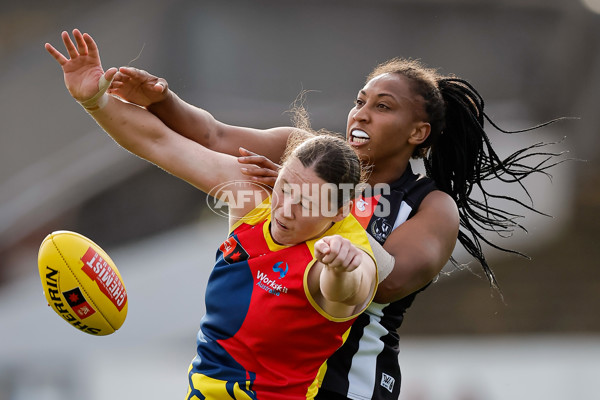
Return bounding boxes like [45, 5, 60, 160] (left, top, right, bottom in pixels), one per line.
[350, 129, 370, 145]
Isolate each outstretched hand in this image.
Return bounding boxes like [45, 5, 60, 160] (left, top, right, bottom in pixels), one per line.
[45, 29, 117, 103]
[238, 147, 281, 187]
[314, 235, 363, 273]
[108, 67, 169, 107]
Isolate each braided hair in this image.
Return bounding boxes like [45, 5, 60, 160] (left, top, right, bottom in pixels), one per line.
[368, 58, 566, 290]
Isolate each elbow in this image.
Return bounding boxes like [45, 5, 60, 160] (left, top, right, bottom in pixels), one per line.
[374, 279, 409, 304]
[373, 259, 441, 304]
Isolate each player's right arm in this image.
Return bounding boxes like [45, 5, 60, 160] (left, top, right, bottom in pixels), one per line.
[45, 29, 267, 221]
[109, 67, 293, 163]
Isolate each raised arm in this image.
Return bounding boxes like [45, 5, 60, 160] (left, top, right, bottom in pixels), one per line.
[109, 66, 293, 162]
[45, 29, 265, 220]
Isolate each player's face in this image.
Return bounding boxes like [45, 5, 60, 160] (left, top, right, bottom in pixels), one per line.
[346, 73, 425, 167]
[270, 158, 343, 246]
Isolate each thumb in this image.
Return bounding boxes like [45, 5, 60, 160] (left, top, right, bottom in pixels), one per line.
[153, 79, 168, 93]
[104, 67, 118, 82]
[314, 238, 331, 261]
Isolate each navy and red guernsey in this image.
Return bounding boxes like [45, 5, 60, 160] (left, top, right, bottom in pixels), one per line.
[186, 198, 376, 400]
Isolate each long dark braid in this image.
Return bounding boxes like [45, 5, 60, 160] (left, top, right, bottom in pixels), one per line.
[431, 78, 567, 289]
[369, 58, 566, 290]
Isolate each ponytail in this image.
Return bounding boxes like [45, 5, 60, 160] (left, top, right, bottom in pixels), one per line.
[424, 77, 566, 290]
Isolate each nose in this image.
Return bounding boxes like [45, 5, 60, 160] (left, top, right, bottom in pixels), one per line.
[351, 105, 370, 123]
[281, 193, 297, 220]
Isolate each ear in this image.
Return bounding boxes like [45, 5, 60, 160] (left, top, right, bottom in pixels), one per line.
[408, 122, 431, 146]
[333, 200, 353, 222]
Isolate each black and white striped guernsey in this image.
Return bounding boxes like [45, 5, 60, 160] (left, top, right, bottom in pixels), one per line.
[317, 163, 437, 400]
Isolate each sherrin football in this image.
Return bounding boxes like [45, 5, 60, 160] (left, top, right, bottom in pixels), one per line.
[38, 231, 128, 336]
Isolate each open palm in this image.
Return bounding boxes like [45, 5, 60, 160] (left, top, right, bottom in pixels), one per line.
[45, 29, 117, 103]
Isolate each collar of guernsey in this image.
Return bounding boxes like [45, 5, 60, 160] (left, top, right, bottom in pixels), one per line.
[229, 195, 378, 279]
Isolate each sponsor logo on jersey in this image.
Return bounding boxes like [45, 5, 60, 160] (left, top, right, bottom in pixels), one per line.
[219, 236, 250, 264]
[272, 261, 288, 279]
[62, 287, 96, 319]
[256, 266, 289, 296]
[380, 372, 395, 393]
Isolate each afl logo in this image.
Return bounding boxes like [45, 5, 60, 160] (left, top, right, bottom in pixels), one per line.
[207, 180, 271, 218]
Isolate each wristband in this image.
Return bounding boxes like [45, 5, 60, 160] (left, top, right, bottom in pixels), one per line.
[367, 234, 394, 283]
[79, 74, 112, 111]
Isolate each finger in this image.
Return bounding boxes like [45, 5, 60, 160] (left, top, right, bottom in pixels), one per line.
[245, 175, 277, 187]
[329, 242, 349, 268]
[325, 237, 349, 267]
[327, 236, 342, 257]
[104, 67, 118, 82]
[238, 155, 264, 165]
[44, 43, 68, 65]
[114, 72, 132, 85]
[238, 154, 273, 164]
[61, 31, 78, 59]
[239, 147, 259, 156]
[240, 166, 279, 178]
[238, 149, 279, 167]
[82, 32, 99, 59]
[315, 238, 329, 252]
[238, 155, 281, 171]
[344, 253, 362, 272]
[152, 81, 167, 93]
[320, 249, 338, 265]
[110, 71, 125, 85]
[108, 82, 122, 92]
[118, 66, 141, 77]
[259, 177, 277, 187]
[73, 29, 88, 55]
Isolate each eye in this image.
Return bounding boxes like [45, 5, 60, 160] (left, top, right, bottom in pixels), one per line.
[354, 98, 365, 107]
[301, 198, 312, 210]
[377, 103, 390, 110]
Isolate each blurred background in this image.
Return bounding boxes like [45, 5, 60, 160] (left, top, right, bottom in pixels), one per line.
[1, 0, 599, 399]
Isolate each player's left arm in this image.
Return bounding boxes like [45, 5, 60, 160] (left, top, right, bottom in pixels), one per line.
[374, 190, 459, 303]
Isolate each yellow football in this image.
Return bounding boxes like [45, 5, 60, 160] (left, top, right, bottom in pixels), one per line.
[38, 230, 128, 336]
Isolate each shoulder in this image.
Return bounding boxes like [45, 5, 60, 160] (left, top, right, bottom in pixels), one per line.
[384, 189, 458, 252]
[421, 189, 457, 212]
[413, 189, 459, 231]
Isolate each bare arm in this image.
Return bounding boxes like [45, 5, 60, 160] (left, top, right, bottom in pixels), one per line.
[109, 67, 294, 163]
[374, 190, 459, 303]
[309, 235, 377, 319]
[45, 29, 265, 222]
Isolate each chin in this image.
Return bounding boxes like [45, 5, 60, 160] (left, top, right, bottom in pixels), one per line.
[272, 230, 293, 246]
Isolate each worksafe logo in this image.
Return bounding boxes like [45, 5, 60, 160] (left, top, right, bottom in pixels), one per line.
[272, 261, 289, 279]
